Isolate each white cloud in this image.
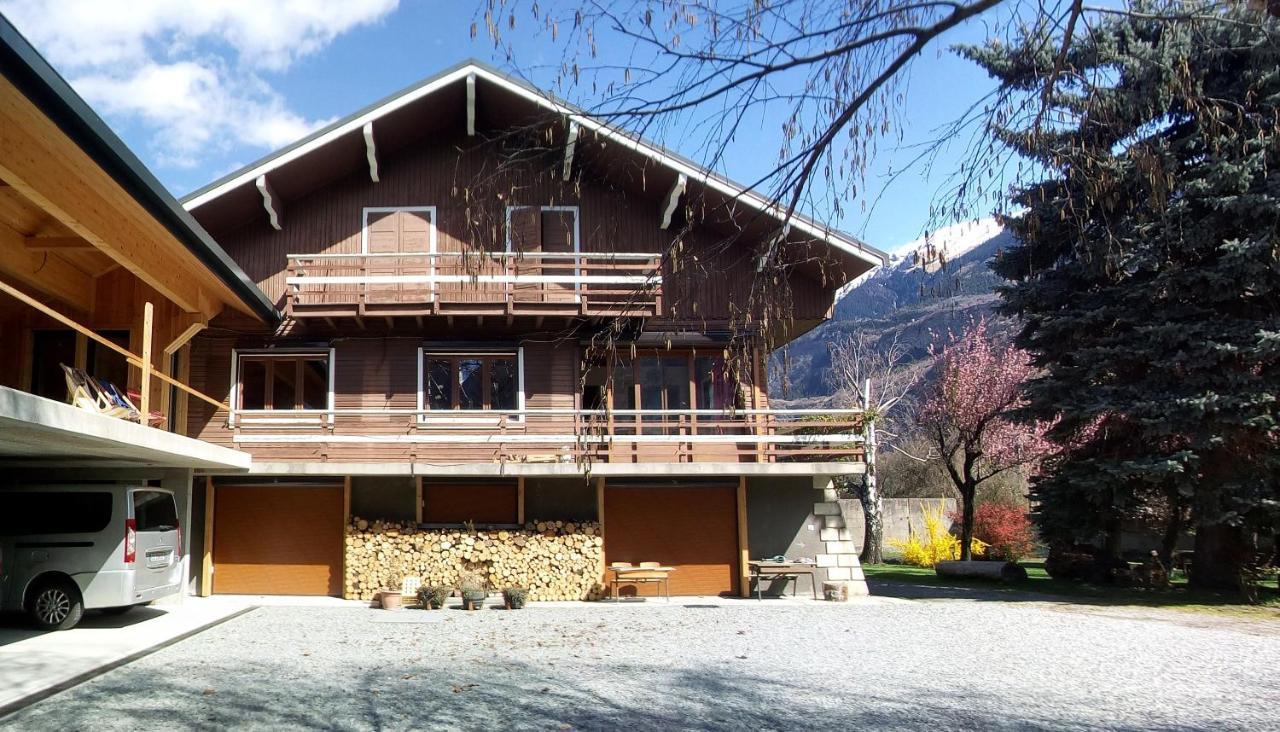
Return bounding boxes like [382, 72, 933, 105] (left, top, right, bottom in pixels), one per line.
[0, 0, 398, 169]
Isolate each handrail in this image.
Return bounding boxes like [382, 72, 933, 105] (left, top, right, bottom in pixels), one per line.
[287, 251, 660, 260]
[0, 279, 228, 411]
[234, 407, 864, 417]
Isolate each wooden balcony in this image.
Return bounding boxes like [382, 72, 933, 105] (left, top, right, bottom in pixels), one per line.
[228, 407, 866, 465]
[285, 252, 662, 319]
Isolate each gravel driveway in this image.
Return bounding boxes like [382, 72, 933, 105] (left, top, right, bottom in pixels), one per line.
[4, 597, 1277, 731]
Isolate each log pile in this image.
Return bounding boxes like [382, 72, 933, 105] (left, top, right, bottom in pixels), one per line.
[344, 517, 605, 601]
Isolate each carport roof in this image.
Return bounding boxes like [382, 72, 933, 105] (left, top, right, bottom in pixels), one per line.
[0, 387, 251, 471]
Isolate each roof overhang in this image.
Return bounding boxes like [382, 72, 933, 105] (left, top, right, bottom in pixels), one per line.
[183, 60, 888, 273]
[0, 387, 251, 470]
[0, 15, 279, 325]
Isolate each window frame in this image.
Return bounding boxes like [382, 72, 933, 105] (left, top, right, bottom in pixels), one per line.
[229, 348, 335, 426]
[416, 347, 525, 426]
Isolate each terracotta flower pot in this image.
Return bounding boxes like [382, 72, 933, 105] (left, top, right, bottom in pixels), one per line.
[380, 590, 404, 610]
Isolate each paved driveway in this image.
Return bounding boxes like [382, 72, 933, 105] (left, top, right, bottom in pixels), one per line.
[2, 596, 1277, 730]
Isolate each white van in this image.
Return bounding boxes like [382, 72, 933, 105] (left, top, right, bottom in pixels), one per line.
[0, 485, 183, 630]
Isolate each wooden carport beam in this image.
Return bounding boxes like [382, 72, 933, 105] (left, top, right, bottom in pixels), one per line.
[255, 174, 283, 231]
[660, 174, 687, 230]
[164, 317, 207, 355]
[562, 121, 579, 181]
[0, 75, 228, 317]
[0, 222, 92, 312]
[466, 73, 477, 136]
[23, 235, 93, 251]
[362, 122, 380, 182]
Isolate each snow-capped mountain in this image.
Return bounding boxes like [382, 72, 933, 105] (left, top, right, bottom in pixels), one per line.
[776, 218, 1013, 400]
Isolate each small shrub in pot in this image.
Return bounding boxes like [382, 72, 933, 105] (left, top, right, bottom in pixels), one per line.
[502, 587, 529, 610]
[458, 572, 487, 610]
[417, 585, 451, 610]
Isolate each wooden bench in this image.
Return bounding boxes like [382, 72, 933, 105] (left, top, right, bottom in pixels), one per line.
[608, 562, 675, 601]
[749, 561, 819, 600]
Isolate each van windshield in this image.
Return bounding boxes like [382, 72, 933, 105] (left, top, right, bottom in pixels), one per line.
[0, 491, 113, 535]
[133, 491, 179, 532]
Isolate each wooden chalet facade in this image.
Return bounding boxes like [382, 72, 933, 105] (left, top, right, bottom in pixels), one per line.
[0, 45, 884, 600]
[180, 62, 886, 599]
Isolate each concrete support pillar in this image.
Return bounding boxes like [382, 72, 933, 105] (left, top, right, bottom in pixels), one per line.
[812, 476, 869, 599]
[160, 468, 195, 602]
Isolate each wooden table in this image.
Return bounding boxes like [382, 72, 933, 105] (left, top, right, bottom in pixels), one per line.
[748, 561, 819, 600]
[609, 566, 676, 601]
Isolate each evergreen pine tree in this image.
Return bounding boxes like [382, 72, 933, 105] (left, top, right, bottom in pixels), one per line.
[963, 2, 1280, 589]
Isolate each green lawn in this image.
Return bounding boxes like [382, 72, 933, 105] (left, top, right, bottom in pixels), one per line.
[863, 561, 1280, 618]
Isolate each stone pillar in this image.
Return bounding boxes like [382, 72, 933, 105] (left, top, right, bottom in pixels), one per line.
[813, 476, 869, 598]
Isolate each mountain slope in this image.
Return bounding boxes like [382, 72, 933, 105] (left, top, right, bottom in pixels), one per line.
[775, 219, 1013, 401]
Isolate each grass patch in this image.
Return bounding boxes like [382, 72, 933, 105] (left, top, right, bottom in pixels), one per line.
[863, 561, 1280, 618]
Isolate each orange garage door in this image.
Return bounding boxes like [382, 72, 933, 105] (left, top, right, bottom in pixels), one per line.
[213, 485, 343, 596]
[604, 483, 739, 596]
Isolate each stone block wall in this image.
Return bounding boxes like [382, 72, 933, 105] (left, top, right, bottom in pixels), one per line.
[813, 478, 869, 597]
[344, 517, 605, 601]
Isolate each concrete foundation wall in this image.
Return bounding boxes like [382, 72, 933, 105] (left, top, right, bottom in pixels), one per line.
[524, 478, 596, 522]
[351, 476, 416, 522]
[746, 476, 825, 596]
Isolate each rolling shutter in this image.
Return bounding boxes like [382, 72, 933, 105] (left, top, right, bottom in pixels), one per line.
[212, 485, 343, 596]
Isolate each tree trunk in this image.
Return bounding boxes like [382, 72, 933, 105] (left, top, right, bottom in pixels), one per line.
[1191, 521, 1248, 592]
[1103, 513, 1124, 560]
[1158, 498, 1184, 567]
[958, 485, 976, 561]
[860, 473, 883, 565]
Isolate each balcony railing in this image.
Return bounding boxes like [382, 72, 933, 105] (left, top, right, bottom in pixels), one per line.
[229, 407, 866, 464]
[285, 252, 662, 319]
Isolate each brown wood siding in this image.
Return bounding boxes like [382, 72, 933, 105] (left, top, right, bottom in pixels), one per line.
[604, 483, 740, 597]
[208, 130, 834, 323]
[212, 484, 343, 596]
[186, 334, 579, 464]
[423, 482, 518, 523]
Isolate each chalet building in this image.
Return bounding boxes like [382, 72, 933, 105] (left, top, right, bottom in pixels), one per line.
[2, 15, 886, 603]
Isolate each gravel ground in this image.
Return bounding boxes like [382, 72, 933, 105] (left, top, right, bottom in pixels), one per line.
[3, 597, 1278, 731]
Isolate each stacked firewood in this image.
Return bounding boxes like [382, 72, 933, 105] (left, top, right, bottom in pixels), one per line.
[344, 517, 605, 601]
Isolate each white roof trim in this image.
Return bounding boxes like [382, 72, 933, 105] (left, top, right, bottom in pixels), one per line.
[182, 63, 885, 269]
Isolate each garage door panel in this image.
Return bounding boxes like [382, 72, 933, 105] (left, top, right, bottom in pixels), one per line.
[213, 485, 342, 596]
[605, 485, 739, 597]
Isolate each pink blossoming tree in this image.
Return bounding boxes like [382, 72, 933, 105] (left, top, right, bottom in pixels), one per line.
[917, 319, 1055, 560]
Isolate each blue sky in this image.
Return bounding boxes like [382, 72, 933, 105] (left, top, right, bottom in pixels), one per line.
[1, 1, 1009, 251]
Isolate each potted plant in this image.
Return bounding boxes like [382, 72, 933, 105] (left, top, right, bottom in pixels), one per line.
[502, 587, 529, 610]
[417, 584, 451, 610]
[378, 560, 408, 610]
[458, 571, 487, 610]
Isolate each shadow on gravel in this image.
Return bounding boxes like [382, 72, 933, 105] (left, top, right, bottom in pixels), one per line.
[1, 657, 1071, 731]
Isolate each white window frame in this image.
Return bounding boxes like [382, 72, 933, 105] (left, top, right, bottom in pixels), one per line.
[229, 348, 335, 426]
[504, 205, 581, 302]
[416, 347, 525, 426]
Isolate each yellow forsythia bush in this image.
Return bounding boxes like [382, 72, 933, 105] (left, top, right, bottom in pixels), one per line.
[891, 502, 987, 567]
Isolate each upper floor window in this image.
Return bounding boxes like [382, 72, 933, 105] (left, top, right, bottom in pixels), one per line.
[234, 351, 332, 421]
[506, 206, 579, 254]
[362, 207, 435, 254]
[419, 349, 524, 421]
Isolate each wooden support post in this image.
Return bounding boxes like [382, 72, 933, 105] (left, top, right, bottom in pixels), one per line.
[596, 477, 607, 585]
[737, 476, 751, 598]
[73, 333, 87, 371]
[200, 477, 215, 597]
[342, 476, 352, 599]
[517, 476, 526, 525]
[139, 301, 153, 418]
[415, 476, 423, 524]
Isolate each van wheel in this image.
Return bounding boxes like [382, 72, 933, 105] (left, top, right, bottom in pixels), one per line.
[99, 605, 135, 616]
[28, 579, 84, 631]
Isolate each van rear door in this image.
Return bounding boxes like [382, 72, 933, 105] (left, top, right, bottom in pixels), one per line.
[129, 489, 181, 596]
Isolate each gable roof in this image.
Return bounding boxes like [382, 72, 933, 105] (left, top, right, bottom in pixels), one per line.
[182, 59, 887, 270]
[0, 14, 280, 325]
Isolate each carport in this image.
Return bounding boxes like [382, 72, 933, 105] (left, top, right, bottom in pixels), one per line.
[0, 386, 253, 595]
